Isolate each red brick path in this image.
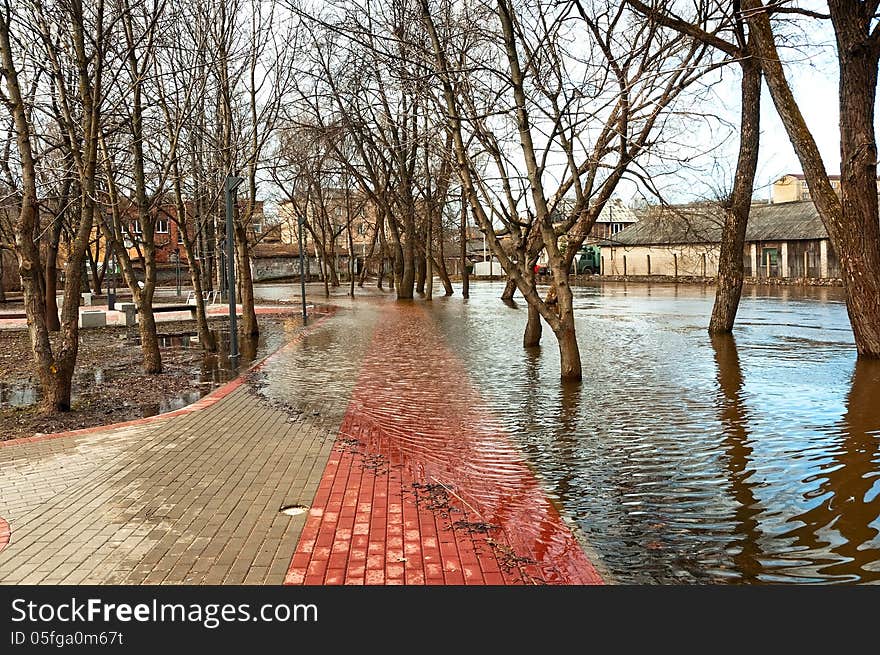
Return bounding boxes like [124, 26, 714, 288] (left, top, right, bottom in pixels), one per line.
[286, 303, 602, 585]
[0, 518, 9, 553]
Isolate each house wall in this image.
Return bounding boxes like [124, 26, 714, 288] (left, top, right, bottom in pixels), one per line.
[601, 239, 838, 279]
[771, 176, 802, 204]
[601, 245, 719, 277]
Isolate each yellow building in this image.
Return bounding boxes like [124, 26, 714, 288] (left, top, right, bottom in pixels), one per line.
[771, 173, 880, 203]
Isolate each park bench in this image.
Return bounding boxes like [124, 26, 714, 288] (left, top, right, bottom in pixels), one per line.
[0, 313, 26, 320]
[147, 304, 198, 317]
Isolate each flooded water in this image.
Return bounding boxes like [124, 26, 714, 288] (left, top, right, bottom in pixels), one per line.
[257, 281, 879, 584]
[429, 282, 879, 584]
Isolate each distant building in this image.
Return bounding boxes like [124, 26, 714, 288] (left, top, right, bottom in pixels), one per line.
[771, 173, 880, 204]
[588, 198, 639, 240]
[599, 201, 839, 280]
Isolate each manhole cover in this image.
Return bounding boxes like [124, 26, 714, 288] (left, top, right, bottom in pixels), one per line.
[279, 504, 309, 517]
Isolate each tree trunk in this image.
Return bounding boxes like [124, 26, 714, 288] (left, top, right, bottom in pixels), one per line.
[86, 246, 101, 294]
[709, 60, 761, 334]
[548, 277, 581, 380]
[348, 222, 356, 298]
[425, 212, 433, 300]
[554, 319, 581, 381]
[836, 21, 880, 356]
[745, 0, 880, 356]
[45, 218, 61, 331]
[186, 252, 216, 352]
[234, 222, 259, 337]
[435, 213, 453, 295]
[0, 252, 5, 302]
[416, 252, 427, 295]
[398, 224, 415, 300]
[138, 307, 162, 373]
[523, 302, 542, 347]
[501, 278, 516, 301]
[322, 250, 330, 297]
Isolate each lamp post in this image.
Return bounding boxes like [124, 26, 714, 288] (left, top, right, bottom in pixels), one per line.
[171, 248, 181, 298]
[297, 211, 308, 325]
[225, 175, 244, 360]
[107, 253, 116, 310]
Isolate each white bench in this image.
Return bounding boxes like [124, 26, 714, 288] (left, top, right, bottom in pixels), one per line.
[79, 309, 106, 328]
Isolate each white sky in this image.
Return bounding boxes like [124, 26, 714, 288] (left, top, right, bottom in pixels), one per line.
[606, 7, 858, 207]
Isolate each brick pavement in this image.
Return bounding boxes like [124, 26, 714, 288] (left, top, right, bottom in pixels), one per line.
[0, 298, 604, 585]
[0, 314, 342, 585]
[284, 302, 603, 585]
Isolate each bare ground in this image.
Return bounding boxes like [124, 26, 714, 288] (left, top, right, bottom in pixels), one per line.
[0, 313, 302, 441]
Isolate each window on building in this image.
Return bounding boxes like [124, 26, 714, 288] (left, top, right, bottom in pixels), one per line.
[253, 222, 263, 234]
[130, 219, 142, 235]
[611, 223, 625, 235]
[358, 222, 367, 236]
[177, 228, 185, 244]
[156, 217, 169, 234]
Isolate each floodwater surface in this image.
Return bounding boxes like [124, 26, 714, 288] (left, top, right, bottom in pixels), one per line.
[256, 281, 880, 584]
[430, 282, 879, 584]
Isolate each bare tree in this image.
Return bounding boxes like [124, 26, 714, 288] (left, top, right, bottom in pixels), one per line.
[0, 0, 109, 411]
[628, 0, 762, 335]
[420, 0, 709, 379]
[742, 0, 880, 357]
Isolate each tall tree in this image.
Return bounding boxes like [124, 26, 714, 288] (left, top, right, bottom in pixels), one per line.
[743, 0, 880, 357]
[0, 0, 108, 411]
[420, 0, 709, 379]
[628, 0, 762, 335]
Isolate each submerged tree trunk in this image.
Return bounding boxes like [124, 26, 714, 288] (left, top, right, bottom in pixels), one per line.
[744, 0, 880, 356]
[709, 60, 761, 334]
[523, 302, 542, 347]
[554, 314, 581, 380]
[501, 278, 516, 301]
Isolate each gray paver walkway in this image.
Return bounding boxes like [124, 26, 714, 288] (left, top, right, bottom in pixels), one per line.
[0, 383, 341, 584]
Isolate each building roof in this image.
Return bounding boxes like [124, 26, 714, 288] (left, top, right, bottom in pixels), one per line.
[556, 197, 638, 224]
[252, 243, 316, 258]
[607, 201, 827, 246]
[595, 198, 639, 224]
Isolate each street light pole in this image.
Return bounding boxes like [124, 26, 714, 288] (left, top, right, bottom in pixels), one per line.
[173, 248, 181, 298]
[225, 175, 244, 360]
[297, 212, 308, 325]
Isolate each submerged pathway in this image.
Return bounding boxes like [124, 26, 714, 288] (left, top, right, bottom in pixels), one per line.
[0, 300, 602, 585]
